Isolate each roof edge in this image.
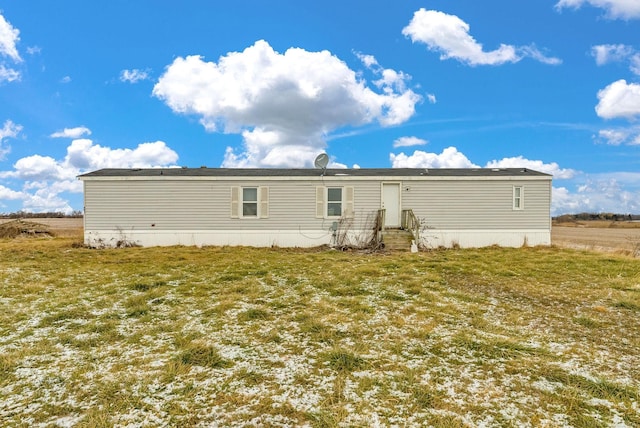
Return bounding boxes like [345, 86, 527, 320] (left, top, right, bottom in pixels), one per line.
[78, 167, 552, 179]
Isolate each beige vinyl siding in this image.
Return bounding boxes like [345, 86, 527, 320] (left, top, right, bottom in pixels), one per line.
[84, 179, 380, 231]
[84, 180, 221, 230]
[404, 179, 550, 230]
[84, 176, 550, 232]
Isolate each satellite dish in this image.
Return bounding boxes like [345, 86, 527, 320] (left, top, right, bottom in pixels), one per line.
[314, 153, 329, 169]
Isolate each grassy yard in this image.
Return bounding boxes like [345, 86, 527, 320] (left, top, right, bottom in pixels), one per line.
[1, 238, 639, 427]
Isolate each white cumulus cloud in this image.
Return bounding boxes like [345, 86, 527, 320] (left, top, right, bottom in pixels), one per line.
[485, 156, 576, 178]
[50, 126, 92, 139]
[0, 13, 21, 62]
[355, 52, 415, 94]
[556, 0, 640, 19]
[0, 120, 22, 139]
[391, 148, 575, 179]
[591, 44, 640, 75]
[393, 136, 428, 148]
[592, 44, 634, 65]
[597, 128, 640, 145]
[552, 182, 640, 217]
[153, 40, 421, 167]
[120, 68, 150, 83]
[0, 184, 25, 200]
[0, 119, 22, 160]
[553, 172, 640, 215]
[631, 55, 640, 75]
[595, 79, 640, 119]
[63, 139, 178, 170]
[390, 147, 478, 168]
[0, 63, 20, 82]
[0, 138, 179, 213]
[26, 46, 40, 55]
[598, 128, 628, 145]
[0, 13, 22, 83]
[402, 9, 561, 66]
[10, 155, 69, 181]
[552, 186, 586, 215]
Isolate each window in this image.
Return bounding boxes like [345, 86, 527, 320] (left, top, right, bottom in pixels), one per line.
[242, 188, 258, 217]
[327, 188, 342, 217]
[316, 186, 354, 219]
[231, 186, 269, 219]
[513, 186, 524, 210]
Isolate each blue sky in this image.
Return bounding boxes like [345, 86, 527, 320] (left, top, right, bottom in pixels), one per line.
[0, 0, 639, 215]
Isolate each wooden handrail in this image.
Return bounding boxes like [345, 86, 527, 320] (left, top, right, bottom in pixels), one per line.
[376, 209, 386, 231]
[401, 209, 420, 245]
[368, 209, 385, 249]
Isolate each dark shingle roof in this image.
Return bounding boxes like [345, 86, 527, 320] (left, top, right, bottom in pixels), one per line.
[79, 167, 551, 178]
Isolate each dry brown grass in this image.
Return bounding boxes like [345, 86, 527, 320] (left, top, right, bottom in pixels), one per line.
[1, 238, 639, 426]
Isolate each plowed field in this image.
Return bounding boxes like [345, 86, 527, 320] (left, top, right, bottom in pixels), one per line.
[552, 225, 640, 255]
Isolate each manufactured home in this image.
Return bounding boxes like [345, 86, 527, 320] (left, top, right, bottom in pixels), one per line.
[78, 167, 552, 249]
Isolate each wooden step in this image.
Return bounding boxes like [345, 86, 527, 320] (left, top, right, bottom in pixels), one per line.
[381, 229, 414, 251]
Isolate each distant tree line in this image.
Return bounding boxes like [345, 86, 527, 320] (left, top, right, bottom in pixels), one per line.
[554, 213, 640, 222]
[0, 210, 83, 219]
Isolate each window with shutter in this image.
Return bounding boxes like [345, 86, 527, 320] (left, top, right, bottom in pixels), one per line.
[315, 186, 355, 218]
[232, 186, 270, 219]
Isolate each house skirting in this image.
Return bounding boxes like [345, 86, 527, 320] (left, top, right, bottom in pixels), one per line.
[85, 229, 340, 248]
[419, 229, 550, 249]
[84, 228, 550, 249]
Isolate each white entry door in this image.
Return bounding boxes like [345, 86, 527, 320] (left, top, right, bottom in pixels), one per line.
[382, 183, 401, 227]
